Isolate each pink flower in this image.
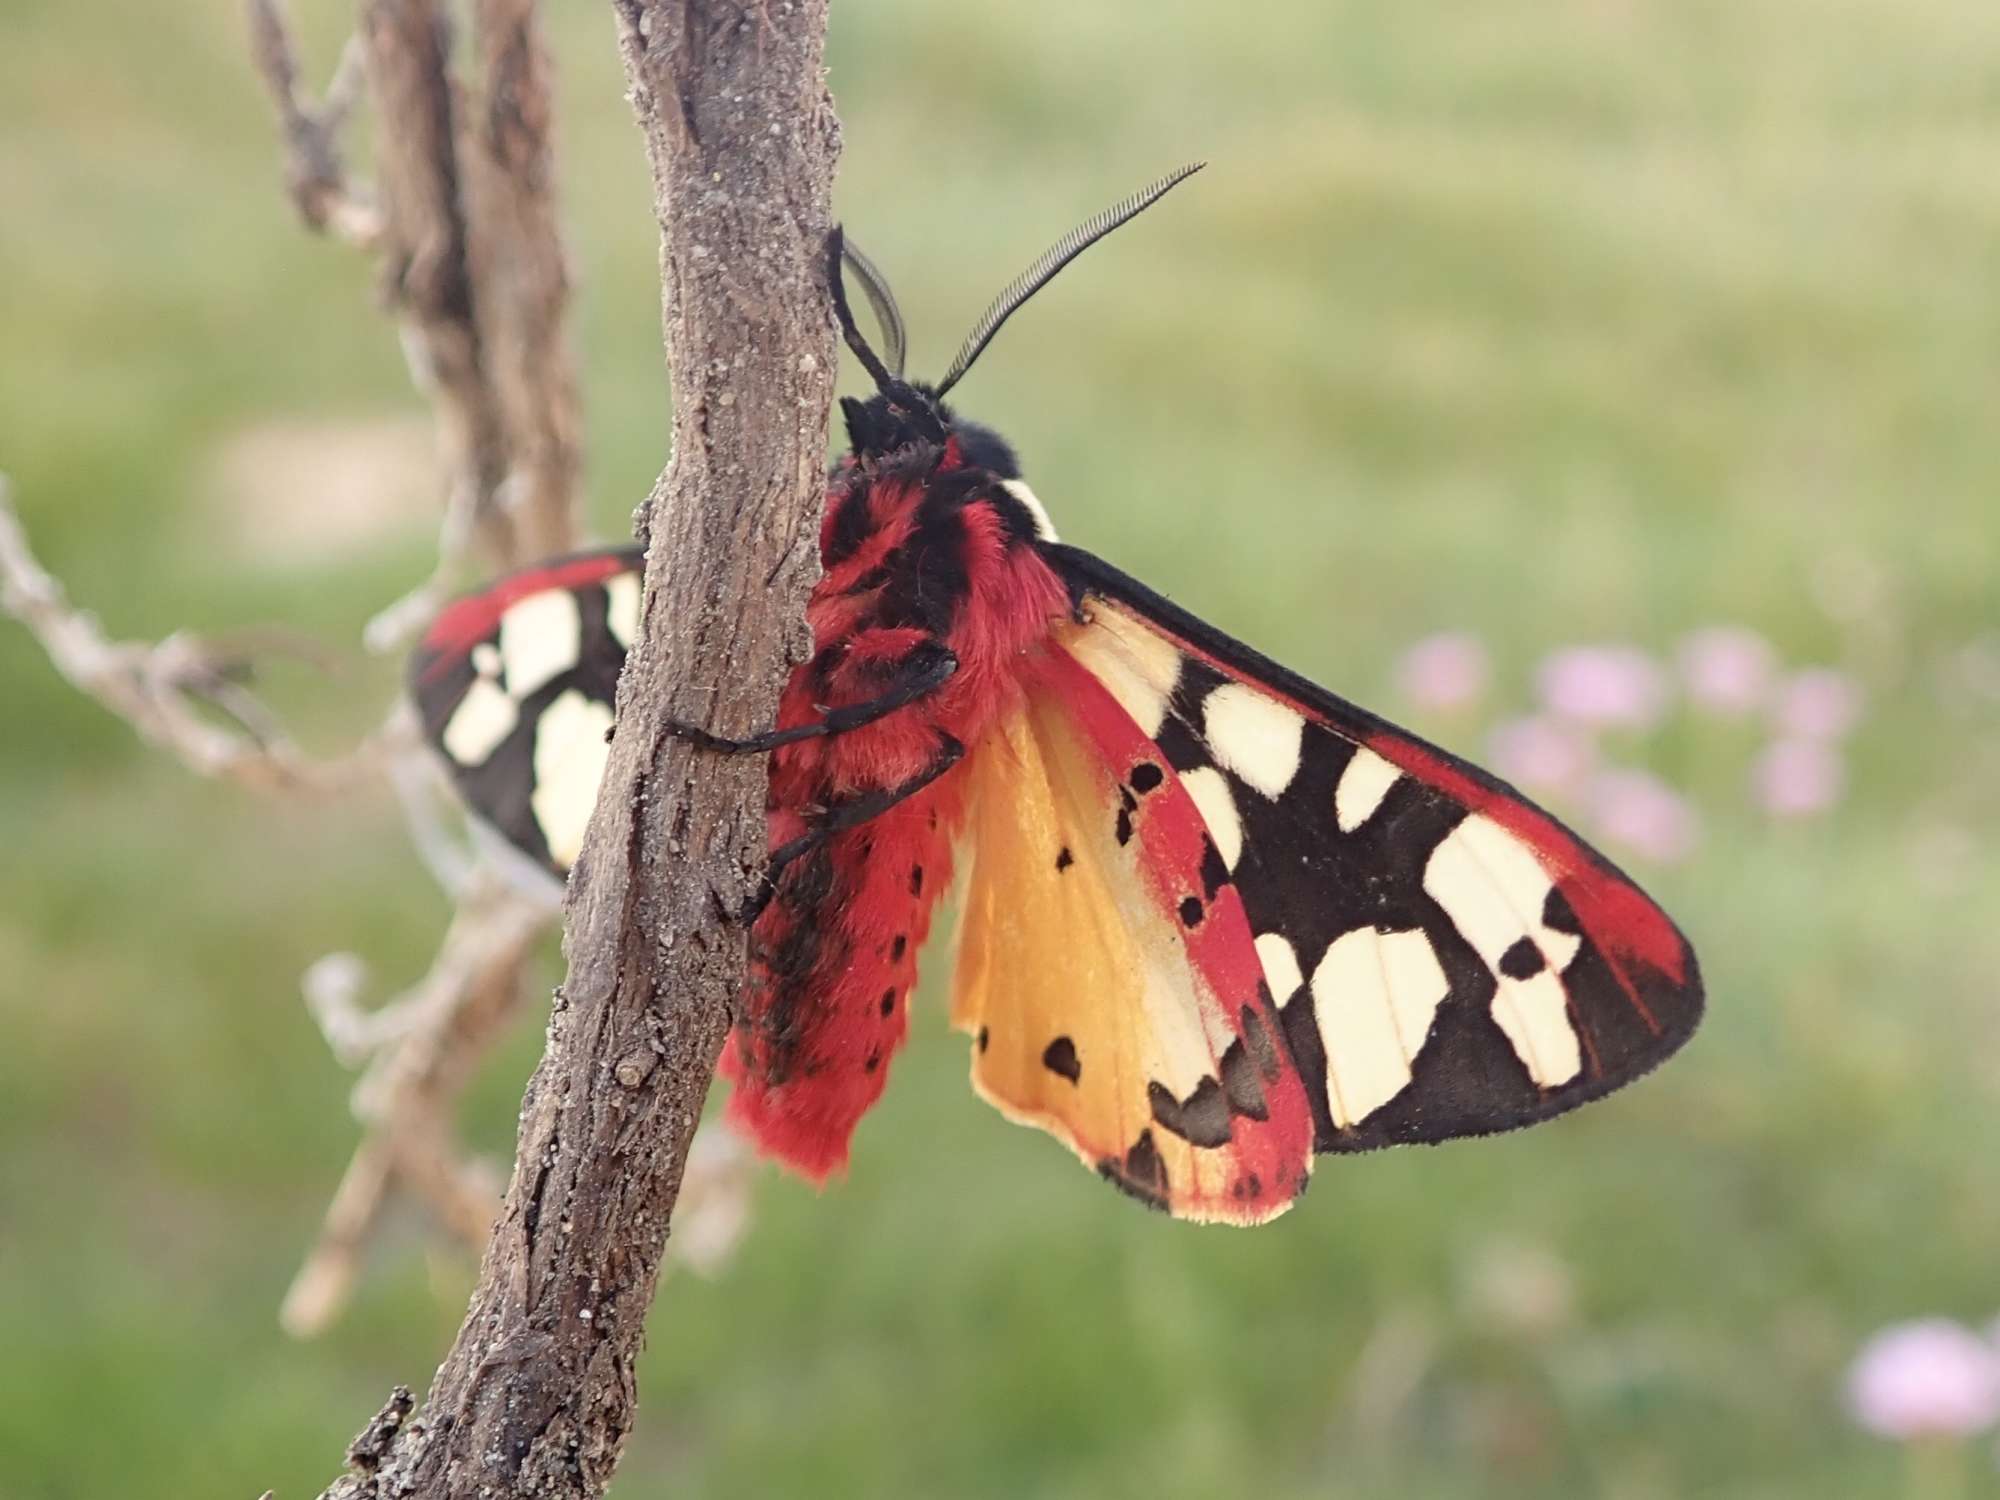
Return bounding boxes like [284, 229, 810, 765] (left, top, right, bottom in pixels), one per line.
[1846, 1319, 2000, 1441]
[1754, 738, 1844, 818]
[1486, 716, 1596, 797]
[1536, 645, 1670, 731]
[1395, 632, 1490, 713]
[1677, 626, 1777, 716]
[1773, 667, 1864, 740]
[1585, 768, 1698, 864]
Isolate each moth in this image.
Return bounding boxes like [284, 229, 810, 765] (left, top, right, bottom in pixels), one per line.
[410, 166, 1702, 1224]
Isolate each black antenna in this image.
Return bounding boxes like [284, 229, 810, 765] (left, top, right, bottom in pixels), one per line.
[826, 227, 948, 443]
[839, 238, 907, 378]
[934, 161, 1206, 398]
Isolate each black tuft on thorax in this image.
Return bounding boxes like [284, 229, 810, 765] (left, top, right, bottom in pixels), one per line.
[840, 387, 1021, 478]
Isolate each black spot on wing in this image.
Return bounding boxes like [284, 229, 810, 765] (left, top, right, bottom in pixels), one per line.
[1042, 1035, 1081, 1083]
[1055, 845, 1074, 872]
[1239, 1004, 1284, 1080]
[1220, 1039, 1270, 1120]
[1499, 937, 1546, 980]
[1148, 1076, 1232, 1148]
[1129, 761, 1164, 793]
[1543, 886, 1582, 935]
[1178, 895, 1204, 928]
[1199, 840, 1229, 901]
[1096, 1128, 1170, 1211]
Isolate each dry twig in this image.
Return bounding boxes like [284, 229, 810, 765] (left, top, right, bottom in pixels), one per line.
[0, 477, 386, 793]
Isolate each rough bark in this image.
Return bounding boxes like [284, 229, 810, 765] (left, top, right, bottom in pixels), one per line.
[319, 0, 839, 1494]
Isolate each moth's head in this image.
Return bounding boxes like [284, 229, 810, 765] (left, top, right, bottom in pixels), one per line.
[828, 163, 1204, 476]
[838, 386, 1021, 477]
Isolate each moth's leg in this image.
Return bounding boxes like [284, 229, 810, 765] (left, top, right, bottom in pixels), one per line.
[740, 733, 965, 923]
[666, 640, 956, 755]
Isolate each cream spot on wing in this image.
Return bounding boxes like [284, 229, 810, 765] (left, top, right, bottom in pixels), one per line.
[1490, 969, 1582, 1091]
[1376, 927, 1449, 1061]
[441, 678, 519, 766]
[1423, 813, 1584, 1087]
[498, 588, 582, 699]
[1000, 479, 1059, 542]
[604, 570, 641, 650]
[1255, 932, 1304, 1004]
[1309, 926, 1448, 1126]
[1064, 604, 1182, 738]
[470, 642, 502, 678]
[531, 690, 615, 869]
[1335, 746, 1401, 832]
[1202, 683, 1305, 798]
[1179, 765, 1243, 869]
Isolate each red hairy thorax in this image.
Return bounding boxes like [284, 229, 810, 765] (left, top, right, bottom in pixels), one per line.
[722, 435, 1071, 1179]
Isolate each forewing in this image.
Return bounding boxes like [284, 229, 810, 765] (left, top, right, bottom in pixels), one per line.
[1043, 545, 1702, 1156]
[407, 546, 641, 874]
[952, 647, 1317, 1224]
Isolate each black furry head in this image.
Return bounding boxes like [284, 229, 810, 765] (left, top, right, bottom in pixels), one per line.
[839, 388, 1021, 477]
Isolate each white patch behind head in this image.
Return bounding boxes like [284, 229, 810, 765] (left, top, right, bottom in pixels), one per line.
[1000, 479, 1058, 542]
[531, 690, 615, 870]
[498, 588, 582, 699]
[1202, 683, 1305, 799]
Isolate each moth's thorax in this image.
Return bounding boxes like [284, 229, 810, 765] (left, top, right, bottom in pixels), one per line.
[785, 443, 1071, 803]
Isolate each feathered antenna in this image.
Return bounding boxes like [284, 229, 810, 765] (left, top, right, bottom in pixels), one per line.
[839, 238, 907, 379]
[934, 162, 1205, 398]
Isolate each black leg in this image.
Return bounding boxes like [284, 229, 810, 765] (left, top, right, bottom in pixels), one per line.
[666, 640, 957, 755]
[739, 734, 966, 923]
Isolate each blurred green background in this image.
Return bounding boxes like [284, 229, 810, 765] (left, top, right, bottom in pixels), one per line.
[4, 1, 1998, 1496]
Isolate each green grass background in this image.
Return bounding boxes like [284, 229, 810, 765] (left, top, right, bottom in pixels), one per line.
[4, 1, 1998, 1495]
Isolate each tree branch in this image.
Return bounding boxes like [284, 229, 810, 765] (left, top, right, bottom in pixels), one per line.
[316, 0, 839, 1493]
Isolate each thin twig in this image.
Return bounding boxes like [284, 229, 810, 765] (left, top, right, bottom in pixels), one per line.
[0, 477, 381, 794]
[247, 0, 384, 246]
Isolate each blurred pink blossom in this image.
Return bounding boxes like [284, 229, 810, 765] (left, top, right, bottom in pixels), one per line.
[1486, 716, 1596, 797]
[1846, 1319, 2000, 1441]
[1585, 769, 1698, 864]
[1773, 667, 1864, 740]
[1676, 626, 1778, 716]
[1395, 632, 1490, 713]
[1536, 645, 1670, 731]
[1754, 737, 1845, 818]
